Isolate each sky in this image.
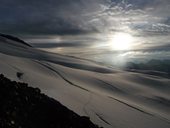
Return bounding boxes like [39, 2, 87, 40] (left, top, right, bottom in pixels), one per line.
[1, 0, 170, 65]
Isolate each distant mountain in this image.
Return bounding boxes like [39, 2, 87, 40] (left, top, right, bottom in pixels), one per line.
[0, 33, 32, 47]
[125, 59, 170, 77]
[0, 74, 100, 128]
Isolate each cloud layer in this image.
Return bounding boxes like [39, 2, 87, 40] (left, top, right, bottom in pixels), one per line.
[0, 0, 170, 36]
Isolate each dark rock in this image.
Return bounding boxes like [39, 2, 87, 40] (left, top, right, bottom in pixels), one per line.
[0, 74, 100, 128]
[16, 72, 24, 79]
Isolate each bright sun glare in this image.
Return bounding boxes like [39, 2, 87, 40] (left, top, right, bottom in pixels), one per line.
[111, 33, 134, 51]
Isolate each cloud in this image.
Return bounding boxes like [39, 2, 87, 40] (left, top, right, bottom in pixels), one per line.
[0, 0, 170, 37]
[0, 0, 107, 35]
[84, 0, 170, 35]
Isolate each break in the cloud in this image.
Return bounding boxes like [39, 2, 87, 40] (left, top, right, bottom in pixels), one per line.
[0, 0, 170, 36]
[87, 0, 170, 35]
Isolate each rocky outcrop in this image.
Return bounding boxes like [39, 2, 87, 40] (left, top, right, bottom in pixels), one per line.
[0, 74, 100, 128]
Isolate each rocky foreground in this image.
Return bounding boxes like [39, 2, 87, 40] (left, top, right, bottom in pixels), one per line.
[0, 74, 100, 128]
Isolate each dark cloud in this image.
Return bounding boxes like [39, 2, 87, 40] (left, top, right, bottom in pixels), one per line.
[144, 44, 170, 52]
[30, 42, 91, 48]
[0, 0, 105, 35]
[1, 0, 170, 39]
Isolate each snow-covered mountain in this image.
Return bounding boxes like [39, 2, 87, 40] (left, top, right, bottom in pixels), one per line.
[0, 34, 170, 128]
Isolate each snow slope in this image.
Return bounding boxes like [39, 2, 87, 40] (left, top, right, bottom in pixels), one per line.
[0, 35, 170, 128]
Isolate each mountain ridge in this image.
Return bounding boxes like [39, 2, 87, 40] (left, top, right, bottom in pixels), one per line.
[0, 33, 32, 47]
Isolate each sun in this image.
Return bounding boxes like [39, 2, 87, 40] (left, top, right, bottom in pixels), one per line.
[111, 33, 134, 51]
